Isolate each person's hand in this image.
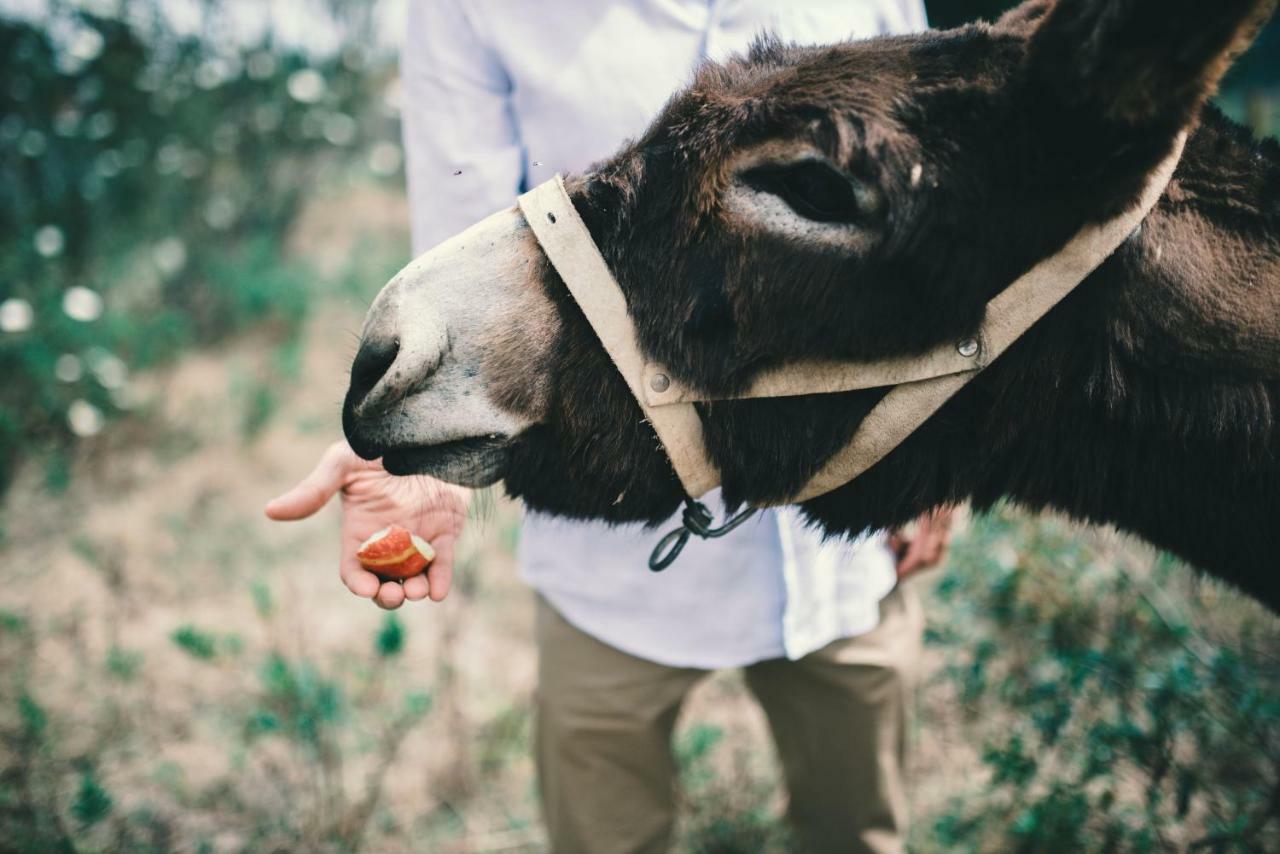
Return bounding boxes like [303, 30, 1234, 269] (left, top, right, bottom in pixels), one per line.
[888, 506, 956, 581]
[265, 441, 470, 610]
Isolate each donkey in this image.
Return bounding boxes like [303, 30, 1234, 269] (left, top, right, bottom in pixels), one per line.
[343, 0, 1280, 609]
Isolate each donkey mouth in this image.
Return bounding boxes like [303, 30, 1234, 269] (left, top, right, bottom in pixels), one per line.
[380, 436, 510, 488]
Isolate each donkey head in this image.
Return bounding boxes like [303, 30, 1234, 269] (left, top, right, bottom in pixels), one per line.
[343, 0, 1275, 524]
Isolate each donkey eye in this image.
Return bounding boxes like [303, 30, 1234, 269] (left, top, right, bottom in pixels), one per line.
[741, 160, 864, 223]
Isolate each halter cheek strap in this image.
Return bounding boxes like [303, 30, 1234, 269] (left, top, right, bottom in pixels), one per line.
[519, 178, 721, 498]
[791, 133, 1186, 500]
[517, 132, 1187, 540]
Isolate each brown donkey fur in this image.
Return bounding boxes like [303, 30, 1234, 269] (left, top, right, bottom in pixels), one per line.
[346, 0, 1280, 607]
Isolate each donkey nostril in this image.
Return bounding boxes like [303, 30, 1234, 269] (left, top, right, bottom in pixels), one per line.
[349, 335, 399, 410]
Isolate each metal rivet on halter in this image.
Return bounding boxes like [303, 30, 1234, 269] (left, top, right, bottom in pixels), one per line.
[649, 373, 670, 393]
[957, 338, 979, 358]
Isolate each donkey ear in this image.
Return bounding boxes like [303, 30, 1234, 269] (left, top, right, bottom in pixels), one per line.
[1025, 0, 1276, 129]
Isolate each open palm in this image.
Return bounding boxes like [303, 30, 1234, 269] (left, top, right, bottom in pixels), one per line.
[266, 441, 469, 610]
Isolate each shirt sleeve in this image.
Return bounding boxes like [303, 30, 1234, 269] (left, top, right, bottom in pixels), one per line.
[901, 0, 928, 31]
[401, 0, 525, 254]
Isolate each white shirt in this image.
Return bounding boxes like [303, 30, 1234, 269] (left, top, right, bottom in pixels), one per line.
[402, 0, 926, 668]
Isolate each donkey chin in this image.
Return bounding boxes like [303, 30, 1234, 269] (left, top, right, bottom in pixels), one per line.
[342, 205, 556, 487]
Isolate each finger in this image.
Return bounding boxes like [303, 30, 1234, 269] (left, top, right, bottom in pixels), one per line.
[265, 442, 353, 521]
[426, 536, 456, 602]
[339, 555, 381, 599]
[374, 581, 406, 610]
[930, 532, 951, 565]
[897, 536, 928, 578]
[401, 574, 430, 601]
[917, 531, 949, 570]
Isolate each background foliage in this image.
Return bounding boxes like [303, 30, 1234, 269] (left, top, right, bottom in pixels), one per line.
[0, 1, 1276, 852]
[924, 511, 1279, 852]
[0, 0, 404, 494]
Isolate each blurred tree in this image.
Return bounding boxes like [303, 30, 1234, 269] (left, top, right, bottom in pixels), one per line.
[0, 1, 401, 495]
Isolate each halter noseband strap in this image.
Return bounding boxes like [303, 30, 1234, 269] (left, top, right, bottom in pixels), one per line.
[517, 133, 1186, 560]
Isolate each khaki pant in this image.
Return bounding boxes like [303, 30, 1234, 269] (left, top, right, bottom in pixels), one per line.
[535, 586, 924, 854]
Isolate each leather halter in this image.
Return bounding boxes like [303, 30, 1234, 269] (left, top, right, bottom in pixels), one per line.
[517, 134, 1186, 562]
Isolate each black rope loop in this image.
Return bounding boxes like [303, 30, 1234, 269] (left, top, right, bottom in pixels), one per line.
[648, 499, 759, 572]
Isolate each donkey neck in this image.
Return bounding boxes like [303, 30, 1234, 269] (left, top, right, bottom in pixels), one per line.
[1111, 107, 1280, 379]
[970, 110, 1280, 604]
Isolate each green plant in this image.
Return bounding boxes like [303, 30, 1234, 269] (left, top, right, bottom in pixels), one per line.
[237, 614, 435, 850]
[375, 613, 403, 658]
[70, 768, 112, 828]
[676, 719, 792, 853]
[170, 624, 218, 661]
[105, 646, 142, 681]
[0, 4, 402, 494]
[921, 507, 1280, 852]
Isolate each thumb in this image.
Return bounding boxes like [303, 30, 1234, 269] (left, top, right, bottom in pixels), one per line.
[265, 441, 356, 521]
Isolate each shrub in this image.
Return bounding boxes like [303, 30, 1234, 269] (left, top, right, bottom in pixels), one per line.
[0, 4, 400, 494]
[923, 507, 1280, 852]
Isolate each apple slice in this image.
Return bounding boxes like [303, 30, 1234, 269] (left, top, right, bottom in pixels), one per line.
[356, 525, 436, 581]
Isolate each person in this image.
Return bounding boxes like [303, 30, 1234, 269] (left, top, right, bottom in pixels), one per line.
[267, 2, 953, 851]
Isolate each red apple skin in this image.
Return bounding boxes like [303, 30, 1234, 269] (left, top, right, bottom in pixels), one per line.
[356, 525, 435, 581]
